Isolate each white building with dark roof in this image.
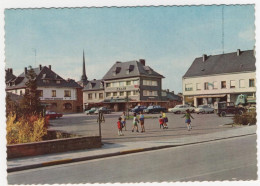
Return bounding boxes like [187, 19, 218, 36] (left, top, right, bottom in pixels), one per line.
[182, 49, 256, 107]
[5, 65, 83, 113]
[102, 59, 165, 111]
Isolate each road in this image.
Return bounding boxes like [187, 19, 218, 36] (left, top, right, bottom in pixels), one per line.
[49, 112, 235, 143]
[8, 134, 257, 184]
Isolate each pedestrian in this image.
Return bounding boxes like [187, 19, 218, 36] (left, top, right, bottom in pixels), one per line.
[117, 117, 124, 136]
[159, 115, 164, 129]
[182, 109, 194, 131]
[132, 113, 139, 132]
[139, 111, 145, 133]
[121, 111, 127, 131]
[161, 111, 168, 129]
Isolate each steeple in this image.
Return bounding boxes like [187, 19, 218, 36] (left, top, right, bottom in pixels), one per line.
[81, 50, 88, 82]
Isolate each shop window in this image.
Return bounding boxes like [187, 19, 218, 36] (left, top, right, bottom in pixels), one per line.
[221, 81, 226, 89]
[64, 103, 72, 110]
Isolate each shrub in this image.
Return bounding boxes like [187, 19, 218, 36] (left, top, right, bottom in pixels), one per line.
[6, 113, 48, 144]
[232, 111, 257, 125]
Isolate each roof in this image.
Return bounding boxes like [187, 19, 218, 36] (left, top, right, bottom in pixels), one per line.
[6, 92, 23, 102]
[5, 69, 16, 83]
[183, 50, 256, 78]
[6, 66, 82, 90]
[162, 91, 182, 102]
[83, 79, 104, 91]
[103, 60, 164, 80]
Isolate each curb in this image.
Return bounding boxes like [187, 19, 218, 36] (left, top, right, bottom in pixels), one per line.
[7, 133, 256, 173]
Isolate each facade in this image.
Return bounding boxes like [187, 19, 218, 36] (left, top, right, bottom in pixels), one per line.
[102, 59, 165, 111]
[161, 89, 182, 108]
[182, 49, 256, 107]
[6, 65, 83, 113]
[82, 79, 105, 110]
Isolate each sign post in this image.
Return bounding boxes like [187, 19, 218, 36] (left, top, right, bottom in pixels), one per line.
[97, 111, 105, 137]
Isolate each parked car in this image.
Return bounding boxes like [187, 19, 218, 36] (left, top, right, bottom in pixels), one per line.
[215, 102, 244, 117]
[45, 111, 63, 119]
[94, 107, 112, 114]
[131, 105, 147, 114]
[85, 107, 98, 115]
[168, 105, 195, 114]
[195, 105, 214, 114]
[143, 105, 167, 114]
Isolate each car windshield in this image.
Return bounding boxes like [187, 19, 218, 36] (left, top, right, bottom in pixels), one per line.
[134, 106, 139, 109]
[147, 106, 153, 109]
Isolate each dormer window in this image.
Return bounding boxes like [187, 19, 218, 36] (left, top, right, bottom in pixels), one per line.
[43, 79, 50, 83]
[42, 74, 46, 79]
[56, 80, 61, 84]
[100, 83, 103, 88]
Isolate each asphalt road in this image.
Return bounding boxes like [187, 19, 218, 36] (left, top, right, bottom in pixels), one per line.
[8, 135, 257, 184]
[49, 112, 235, 143]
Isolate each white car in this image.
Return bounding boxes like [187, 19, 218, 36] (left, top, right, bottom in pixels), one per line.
[168, 105, 195, 114]
[195, 105, 214, 114]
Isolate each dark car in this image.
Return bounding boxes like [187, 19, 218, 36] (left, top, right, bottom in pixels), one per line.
[215, 102, 244, 117]
[131, 105, 147, 114]
[45, 111, 63, 119]
[143, 105, 167, 114]
[94, 107, 112, 114]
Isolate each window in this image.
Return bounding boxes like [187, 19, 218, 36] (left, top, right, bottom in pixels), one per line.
[126, 81, 131, 85]
[133, 90, 138, 95]
[133, 80, 138, 85]
[249, 79, 255, 87]
[126, 91, 131, 96]
[213, 81, 218, 89]
[239, 79, 245, 88]
[64, 90, 71, 97]
[112, 82, 118, 87]
[185, 84, 193, 91]
[143, 80, 147, 85]
[230, 80, 235, 88]
[88, 93, 92, 100]
[154, 91, 158, 96]
[106, 92, 111, 97]
[143, 90, 158, 96]
[56, 80, 61, 84]
[99, 93, 103, 99]
[52, 90, 56, 97]
[196, 83, 201, 90]
[43, 79, 50, 84]
[106, 83, 111, 88]
[152, 81, 158, 86]
[36, 90, 43, 97]
[20, 90, 22, 95]
[64, 103, 72, 110]
[204, 82, 209, 90]
[143, 90, 147, 96]
[119, 82, 124, 86]
[94, 93, 97, 99]
[221, 81, 226, 89]
[113, 92, 117, 96]
[120, 92, 124, 96]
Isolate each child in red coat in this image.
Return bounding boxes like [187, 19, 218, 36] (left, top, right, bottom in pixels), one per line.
[117, 117, 124, 136]
[159, 116, 164, 129]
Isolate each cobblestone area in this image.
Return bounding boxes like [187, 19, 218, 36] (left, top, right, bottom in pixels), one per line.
[49, 112, 236, 143]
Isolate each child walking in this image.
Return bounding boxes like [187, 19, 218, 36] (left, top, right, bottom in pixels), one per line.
[159, 115, 164, 129]
[117, 117, 124, 136]
[161, 111, 168, 129]
[182, 109, 194, 131]
[139, 111, 145, 133]
[132, 113, 139, 132]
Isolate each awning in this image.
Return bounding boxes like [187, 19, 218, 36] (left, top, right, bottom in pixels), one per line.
[194, 94, 226, 98]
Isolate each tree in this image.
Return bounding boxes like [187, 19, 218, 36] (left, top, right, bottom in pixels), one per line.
[20, 66, 41, 116]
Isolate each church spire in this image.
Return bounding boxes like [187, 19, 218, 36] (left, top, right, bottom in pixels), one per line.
[81, 50, 87, 82]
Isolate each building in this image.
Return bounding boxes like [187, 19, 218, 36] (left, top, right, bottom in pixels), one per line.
[82, 79, 105, 110]
[161, 89, 182, 108]
[102, 59, 165, 111]
[182, 49, 256, 107]
[5, 65, 83, 113]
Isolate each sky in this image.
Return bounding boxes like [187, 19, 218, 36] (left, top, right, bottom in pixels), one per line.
[4, 5, 255, 93]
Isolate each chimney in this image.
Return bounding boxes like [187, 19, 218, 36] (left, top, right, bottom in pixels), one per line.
[139, 59, 146, 66]
[10, 68, 13, 74]
[237, 49, 241, 56]
[39, 64, 42, 70]
[93, 79, 96, 81]
[202, 54, 207, 62]
[48, 65, 51, 70]
[24, 67, 27, 74]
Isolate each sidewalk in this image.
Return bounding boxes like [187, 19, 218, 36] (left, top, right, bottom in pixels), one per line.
[7, 125, 256, 173]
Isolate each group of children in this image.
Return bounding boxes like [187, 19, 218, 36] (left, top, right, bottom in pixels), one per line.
[117, 109, 194, 136]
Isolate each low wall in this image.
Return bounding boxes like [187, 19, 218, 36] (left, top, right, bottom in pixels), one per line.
[7, 136, 101, 159]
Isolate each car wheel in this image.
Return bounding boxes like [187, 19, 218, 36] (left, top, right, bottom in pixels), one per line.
[220, 111, 226, 117]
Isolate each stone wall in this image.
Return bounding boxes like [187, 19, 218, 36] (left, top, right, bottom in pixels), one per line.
[7, 136, 101, 159]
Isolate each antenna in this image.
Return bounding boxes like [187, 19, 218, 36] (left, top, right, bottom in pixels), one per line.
[222, 5, 225, 54]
